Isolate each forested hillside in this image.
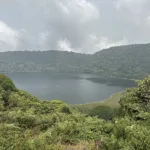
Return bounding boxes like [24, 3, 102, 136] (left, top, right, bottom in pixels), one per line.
[1, 74, 150, 149]
[91, 44, 150, 79]
[1, 43, 150, 79]
[0, 51, 91, 73]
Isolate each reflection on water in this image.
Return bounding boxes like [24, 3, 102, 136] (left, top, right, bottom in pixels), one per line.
[7, 72, 136, 104]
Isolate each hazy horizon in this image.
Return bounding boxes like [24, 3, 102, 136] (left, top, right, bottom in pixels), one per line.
[0, 42, 150, 54]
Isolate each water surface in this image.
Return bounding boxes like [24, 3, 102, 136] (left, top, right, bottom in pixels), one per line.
[7, 72, 136, 104]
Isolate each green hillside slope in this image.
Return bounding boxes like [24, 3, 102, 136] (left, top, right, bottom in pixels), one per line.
[72, 92, 122, 113]
[92, 44, 150, 78]
[1, 74, 150, 149]
[1, 43, 150, 79]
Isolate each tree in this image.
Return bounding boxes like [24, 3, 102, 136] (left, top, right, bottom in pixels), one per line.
[0, 74, 16, 92]
[120, 76, 150, 120]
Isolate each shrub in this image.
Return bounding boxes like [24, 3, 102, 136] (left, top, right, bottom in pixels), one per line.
[88, 106, 118, 120]
[0, 74, 17, 92]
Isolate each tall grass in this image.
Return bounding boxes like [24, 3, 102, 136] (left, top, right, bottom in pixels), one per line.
[72, 92, 122, 114]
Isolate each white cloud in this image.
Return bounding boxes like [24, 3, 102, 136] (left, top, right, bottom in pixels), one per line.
[57, 1, 70, 14]
[115, 0, 147, 15]
[39, 32, 49, 46]
[57, 0, 100, 22]
[0, 21, 20, 51]
[146, 16, 150, 26]
[115, 0, 147, 26]
[0, 0, 150, 53]
[96, 37, 128, 50]
[73, 0, 100, 20]
[114, 0, 150, 28]
[88, 34, 128, 51]
[57, 38, 75, 52]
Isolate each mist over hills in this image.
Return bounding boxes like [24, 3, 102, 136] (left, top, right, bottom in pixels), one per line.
[1, 43, 150, 79]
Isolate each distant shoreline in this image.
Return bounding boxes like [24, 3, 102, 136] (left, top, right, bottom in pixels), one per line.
[73, 91, 123, 106]
[2, 71, 137, 81]
[71, 92, 122, 112]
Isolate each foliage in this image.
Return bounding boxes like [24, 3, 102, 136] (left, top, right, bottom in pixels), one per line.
[72, 92, 122, 114]
[0, 74, 16, 91]
[1, 43, 150, 79]
[0, 74, 150, 149]
[120, 76, 150, 120]
[0, 74, 17, 107]
[88, 106, 119, 120]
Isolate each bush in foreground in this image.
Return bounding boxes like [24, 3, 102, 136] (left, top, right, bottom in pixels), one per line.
[0, 74, 150, 149]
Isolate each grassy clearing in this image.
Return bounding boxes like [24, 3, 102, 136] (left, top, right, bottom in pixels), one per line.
[72, 92, 122, 113]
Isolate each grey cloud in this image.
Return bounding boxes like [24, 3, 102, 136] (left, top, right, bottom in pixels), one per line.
[0, 0, 150, 53]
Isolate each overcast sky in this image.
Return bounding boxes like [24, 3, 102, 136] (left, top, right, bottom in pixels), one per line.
[0, 0, 150, 53]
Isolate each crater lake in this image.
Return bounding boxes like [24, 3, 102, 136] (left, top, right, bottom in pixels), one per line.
[6, 72, 136, 104]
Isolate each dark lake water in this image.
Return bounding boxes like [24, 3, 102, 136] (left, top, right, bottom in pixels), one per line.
[7, 72, 136, 104]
